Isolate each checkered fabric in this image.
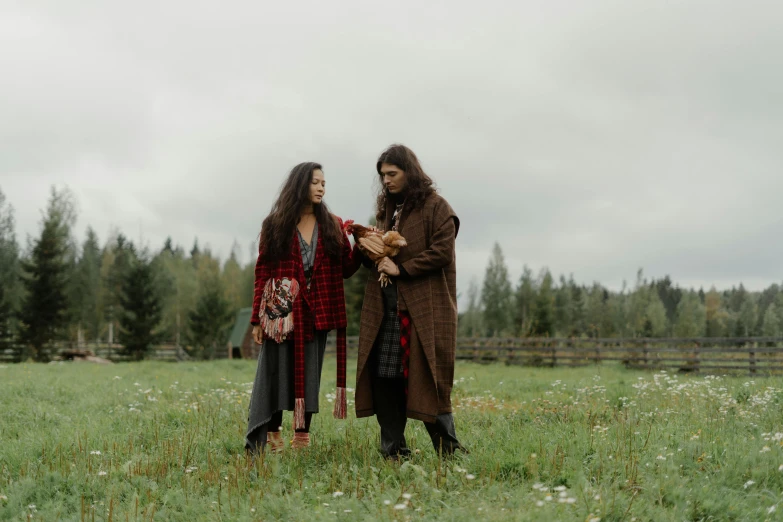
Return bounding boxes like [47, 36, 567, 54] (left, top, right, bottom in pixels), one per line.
[251, 215, 361, 427]
[375, 304, 404, 378]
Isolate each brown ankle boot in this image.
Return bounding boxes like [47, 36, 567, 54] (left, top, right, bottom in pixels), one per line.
[266, 430, 284, 454]
[291, 432, 310, 449]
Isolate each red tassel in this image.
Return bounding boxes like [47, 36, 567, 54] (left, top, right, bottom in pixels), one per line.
[333, 387, 347, 419]
[294, 398, 306, 430]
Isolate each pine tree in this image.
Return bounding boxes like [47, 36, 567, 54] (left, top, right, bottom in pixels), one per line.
[569, 276, 586, 337]
[222, 242, 245, 313]
[654, 276, 683, 335]
[19, 187, 76, 361]
[105, 234, 135, 341]
[585, 283, 606, 337]
[554, 275, 573, 336]
[0, 188, 19, 352]
[481, 243, 513, 336]
[71, 228, 103, 343]
[458, 278, 483, 337]
[513, 266, 536, 336]
[119, 252, 163, 361]
[187, 275, 233, 359]
[532, 269, 555, 336]
[0, 284, 13, 358]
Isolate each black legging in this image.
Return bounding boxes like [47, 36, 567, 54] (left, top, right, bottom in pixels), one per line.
[267, 410, 313, 433]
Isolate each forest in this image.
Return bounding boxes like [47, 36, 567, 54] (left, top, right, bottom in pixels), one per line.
[1, 186, 780, 362]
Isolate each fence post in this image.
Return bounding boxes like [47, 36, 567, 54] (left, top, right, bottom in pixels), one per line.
[551, 338, 557, 367]
[643, 342, 649, 368]
[749, 341, 757, 375]
[594, 340, 600, 365]
[693, 342, 700, 373]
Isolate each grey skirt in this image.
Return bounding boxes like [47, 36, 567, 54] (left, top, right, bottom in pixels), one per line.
[245, 330, 328, 450]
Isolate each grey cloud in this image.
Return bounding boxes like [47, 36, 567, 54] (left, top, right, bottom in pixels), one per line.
[2, 0, 782, 304]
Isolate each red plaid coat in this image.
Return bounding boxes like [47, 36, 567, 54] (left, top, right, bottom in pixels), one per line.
[251, 216, 361, 425]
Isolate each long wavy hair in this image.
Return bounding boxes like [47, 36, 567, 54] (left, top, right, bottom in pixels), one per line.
[259, 162, 343, 262]
[374, 144, 436, 226]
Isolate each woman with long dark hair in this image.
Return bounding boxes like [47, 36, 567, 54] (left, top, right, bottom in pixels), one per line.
[246, 162, 360, 454]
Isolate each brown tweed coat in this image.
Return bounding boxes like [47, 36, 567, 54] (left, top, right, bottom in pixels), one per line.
[355, 193, 459, 423]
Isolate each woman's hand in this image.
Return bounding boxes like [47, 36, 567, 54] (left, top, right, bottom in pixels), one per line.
[252, 325, 263, 345]
[377, 257, 400, 277]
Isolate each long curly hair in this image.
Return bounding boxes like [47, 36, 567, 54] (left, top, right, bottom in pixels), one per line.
[259, 162, 343, 262]
[374, 144, 436, 226]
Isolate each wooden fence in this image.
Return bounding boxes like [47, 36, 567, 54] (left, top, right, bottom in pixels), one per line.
[4, 337, 783, 376]
[0, 343, 188, 364]
[449, 336, 783, 376]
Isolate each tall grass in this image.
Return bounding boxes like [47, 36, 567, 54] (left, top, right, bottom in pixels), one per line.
[1, 359, 782, 521]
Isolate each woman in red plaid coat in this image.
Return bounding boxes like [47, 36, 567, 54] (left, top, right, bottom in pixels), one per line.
[246, 162, 361, 454]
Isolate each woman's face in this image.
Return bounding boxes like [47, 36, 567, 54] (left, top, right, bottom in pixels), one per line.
[310, 169, 325, 205]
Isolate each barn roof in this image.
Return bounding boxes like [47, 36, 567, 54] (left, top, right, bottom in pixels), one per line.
[228, 307, 253, 348]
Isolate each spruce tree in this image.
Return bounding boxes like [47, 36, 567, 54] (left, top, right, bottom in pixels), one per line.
[532, 269, 555, 336]
[71, 228, 103, 343]
[0, 188, 19, 355]
[481, 243, 513, 336]
[187, 276, 233, 359]
[19, 187, 75, 361]
[119, 252, 163, 361]
[514, 266, 536, 336]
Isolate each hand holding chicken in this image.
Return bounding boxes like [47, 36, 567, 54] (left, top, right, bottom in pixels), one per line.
[343, 220, 407, 287]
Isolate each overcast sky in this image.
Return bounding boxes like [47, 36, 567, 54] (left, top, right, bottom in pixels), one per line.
[2, 0, 782, 301]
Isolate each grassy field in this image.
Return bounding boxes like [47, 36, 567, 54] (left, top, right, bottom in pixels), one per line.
[2, 358, 783, 521]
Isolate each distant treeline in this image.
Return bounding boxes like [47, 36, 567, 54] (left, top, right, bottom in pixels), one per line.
[0, 186, 779, 362]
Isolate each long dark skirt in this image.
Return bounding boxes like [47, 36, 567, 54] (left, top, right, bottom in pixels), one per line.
[245, 331, 328, 452]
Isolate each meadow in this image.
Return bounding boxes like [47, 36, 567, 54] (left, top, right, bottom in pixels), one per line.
[2, 357, 783, 521]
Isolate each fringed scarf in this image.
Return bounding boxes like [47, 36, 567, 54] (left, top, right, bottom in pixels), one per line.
[260, 276, 347, 430]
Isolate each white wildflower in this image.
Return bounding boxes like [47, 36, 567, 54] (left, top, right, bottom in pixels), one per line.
[536, 501, 544, 507]
[545, 495, 553, 502]
[402, 493, 412, 500]
[90, 451, 101, 455]
[761, 446, 771, 453]
[383, 500, 391, 505]
[394, 504, 407, 510]
[98, 471, 107, 476]
[768, 506, 777, 514]
[466, 474, 476, 480]
[554, 486, 567, 492]
[744, 480, 755, 489]
[333, 492, 344, 498]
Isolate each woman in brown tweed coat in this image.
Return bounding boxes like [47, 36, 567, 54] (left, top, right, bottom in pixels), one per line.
[353, 144, 465, 459]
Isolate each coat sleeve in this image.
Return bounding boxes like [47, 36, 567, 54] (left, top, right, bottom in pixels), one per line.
[336, 217, 363, 279]
[399, 199, 458, 277]
[250, 245, 271, 326]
